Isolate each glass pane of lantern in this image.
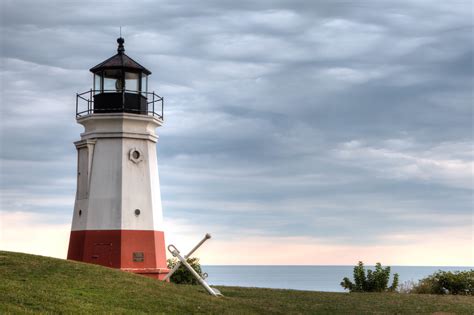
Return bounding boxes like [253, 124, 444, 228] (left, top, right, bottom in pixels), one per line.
[141, 73, 147, 97]
[94, 74, 101, 94]
[103, 69, 122, 93]
[125, 72, 139, 93]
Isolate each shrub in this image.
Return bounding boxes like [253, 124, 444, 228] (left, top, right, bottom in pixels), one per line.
[166, 257, 204, 285]
[410, 270, 473, 295]
[398, 280, 416, 294]
[341, 261, 399, 292]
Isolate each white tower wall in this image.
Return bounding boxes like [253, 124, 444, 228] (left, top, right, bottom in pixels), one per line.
[70, 113, 164, 232]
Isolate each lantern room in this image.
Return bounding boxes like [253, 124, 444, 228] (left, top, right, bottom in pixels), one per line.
[76, 37, 163, 118]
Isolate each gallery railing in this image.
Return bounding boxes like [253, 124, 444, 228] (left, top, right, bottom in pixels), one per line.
[76, 89, 164, 119]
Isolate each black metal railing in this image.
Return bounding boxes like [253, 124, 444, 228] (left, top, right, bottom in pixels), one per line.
[76, 89, 164, 119]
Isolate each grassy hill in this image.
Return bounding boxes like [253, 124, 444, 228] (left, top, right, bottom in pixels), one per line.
[0, 251, 472, 314]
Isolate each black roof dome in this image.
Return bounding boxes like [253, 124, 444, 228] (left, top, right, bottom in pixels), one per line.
[89, 37, 151, 75]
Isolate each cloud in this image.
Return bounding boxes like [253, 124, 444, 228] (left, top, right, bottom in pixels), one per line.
[0, 0, 472, 265]
[333, 139, 474, 189]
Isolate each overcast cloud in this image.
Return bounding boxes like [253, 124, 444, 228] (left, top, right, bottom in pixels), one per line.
[0, 0, 472, 265]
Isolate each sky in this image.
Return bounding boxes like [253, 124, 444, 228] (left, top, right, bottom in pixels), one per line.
[0, 0, 472, 266]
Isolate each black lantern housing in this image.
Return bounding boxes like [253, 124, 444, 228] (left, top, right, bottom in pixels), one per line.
[88, 37, 152, 115]
[76, 38, 163, 118]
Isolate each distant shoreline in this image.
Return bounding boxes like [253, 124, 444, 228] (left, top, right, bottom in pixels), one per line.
[202, 265, 473, 292]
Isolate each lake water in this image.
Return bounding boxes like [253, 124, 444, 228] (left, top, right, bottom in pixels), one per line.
[202, 265, 472, 292]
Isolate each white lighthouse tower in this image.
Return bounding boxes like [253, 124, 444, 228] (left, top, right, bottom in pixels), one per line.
[67, 37, 169, 279]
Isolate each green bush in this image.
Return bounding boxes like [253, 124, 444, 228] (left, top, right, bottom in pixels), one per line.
[341, 261, 399, 292]
[411, 270, 473, 295]
[167, 257, 204, 285]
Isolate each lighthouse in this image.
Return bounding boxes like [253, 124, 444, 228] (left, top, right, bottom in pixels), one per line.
[67, 37, 169, 280]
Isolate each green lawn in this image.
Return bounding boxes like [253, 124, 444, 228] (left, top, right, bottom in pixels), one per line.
[0, 251, 472, 314]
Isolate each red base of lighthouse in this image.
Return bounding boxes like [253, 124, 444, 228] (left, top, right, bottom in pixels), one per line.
[67, 230, 169, 280]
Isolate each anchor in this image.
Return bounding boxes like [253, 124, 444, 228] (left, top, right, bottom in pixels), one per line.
[164, 234, 222, 297]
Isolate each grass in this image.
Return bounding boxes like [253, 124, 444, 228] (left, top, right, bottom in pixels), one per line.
[0, 251, 473, 314]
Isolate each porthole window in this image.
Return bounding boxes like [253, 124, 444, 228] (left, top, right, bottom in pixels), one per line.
[134, 209, 141, 216]
[129, 148, 143, 164]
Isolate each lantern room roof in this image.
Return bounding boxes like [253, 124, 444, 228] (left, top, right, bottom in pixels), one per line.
[89, 37, 151, 75]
